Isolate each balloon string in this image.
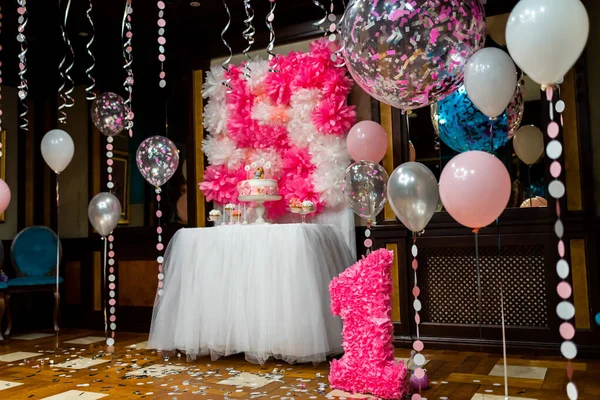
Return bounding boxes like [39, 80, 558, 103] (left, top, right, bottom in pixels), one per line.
[220, 0, 233, 90]
[85, 0, 96, 101]
[58, 0, 75, 124]
[474, 230, 483, 351]
[103, 236, 108, 341]
[56, 173, 60, 322]
[122, 0, 134, 137]
[266, 0, 279, 73]
[528, 165, 532, 207]
[500, 286, 509, 399]
[17, 0, 29, 131]
[108, 232, 116, 346]
[242, 0, 255, 79]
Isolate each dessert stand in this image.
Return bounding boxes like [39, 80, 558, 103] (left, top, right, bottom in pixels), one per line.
[291, 208, 316, 223]
[238, 195, 282, 224]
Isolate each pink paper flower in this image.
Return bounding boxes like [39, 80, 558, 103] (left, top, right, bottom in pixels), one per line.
[312, 96, 356, 136]
[329, 249, 408, 399]
[199, 165, 245, 205]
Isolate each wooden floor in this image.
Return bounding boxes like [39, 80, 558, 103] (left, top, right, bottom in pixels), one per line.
[0, 330, 598, 399]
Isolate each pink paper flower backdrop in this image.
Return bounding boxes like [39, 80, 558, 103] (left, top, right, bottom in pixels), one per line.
[329, 249, 408, 399]
[200, 39, 356, 218]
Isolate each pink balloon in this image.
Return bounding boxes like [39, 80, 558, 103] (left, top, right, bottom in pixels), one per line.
[0, 179, 11, 214]
[347, 121, 388, 163]
[439, 151, 511, 229]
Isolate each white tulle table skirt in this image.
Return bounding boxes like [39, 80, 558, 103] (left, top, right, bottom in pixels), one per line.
[148, 223, 355, 364]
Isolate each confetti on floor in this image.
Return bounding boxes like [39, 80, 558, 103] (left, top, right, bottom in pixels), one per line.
[471, 394, 537, 400]
[326, 389, 377, 399]
[124, 364, 188, 378]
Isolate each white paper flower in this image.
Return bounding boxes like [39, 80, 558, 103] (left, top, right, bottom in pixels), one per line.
[202, 65, 227, 100]
[309, 135, 351, 169]
[202, 134, 244, 170]
[313, 164, 347, 207]
[203, 99, 229, 135]
[245, 58, 270, 90]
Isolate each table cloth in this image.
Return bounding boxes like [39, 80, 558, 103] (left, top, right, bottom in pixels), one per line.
[148, 223, 355, 364]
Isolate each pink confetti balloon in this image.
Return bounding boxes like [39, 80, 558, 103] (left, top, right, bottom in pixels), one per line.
[91, 92, 126, 137]
[341, 0, 486, 111]
[136, 135, 180, 187]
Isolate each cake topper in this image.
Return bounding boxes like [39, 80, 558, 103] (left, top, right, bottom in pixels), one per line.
[245, 158, 273, 180]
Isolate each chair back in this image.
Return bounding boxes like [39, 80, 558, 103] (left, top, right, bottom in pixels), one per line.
[11, 226, 62, 277]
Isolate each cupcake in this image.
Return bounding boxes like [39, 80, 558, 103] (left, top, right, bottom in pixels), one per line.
[232, 210, 242, 221]
[209, 209, 222, 222]
[289, 198, 302, 213]
[302, 200, 316, 213]
[224, 203, 236, 212]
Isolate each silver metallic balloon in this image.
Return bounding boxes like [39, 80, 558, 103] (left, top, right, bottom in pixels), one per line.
[136, 135, 180, 188]
[387, 162, 439, 232]
[91, 92, 126, 137]
[342, 161, 389, 222]
[88, 192, 122, 237]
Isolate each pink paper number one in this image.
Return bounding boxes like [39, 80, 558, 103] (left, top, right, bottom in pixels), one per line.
[329, 249, 408, 399]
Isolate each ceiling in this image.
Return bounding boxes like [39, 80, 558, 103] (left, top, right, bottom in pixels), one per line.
[0, 0, 519, 99]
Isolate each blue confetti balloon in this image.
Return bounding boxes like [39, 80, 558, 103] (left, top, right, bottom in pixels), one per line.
[432, 85, 509, 153]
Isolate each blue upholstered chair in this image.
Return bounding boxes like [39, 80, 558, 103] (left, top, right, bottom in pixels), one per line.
[4, 226, 63, 336]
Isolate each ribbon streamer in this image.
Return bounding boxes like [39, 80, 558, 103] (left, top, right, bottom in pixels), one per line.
[312, 1, 328, 32]
[331, 0, 347, 68]
[122, 0, 134, 136]
[266, 0, 278, 72]
[242, 0, 255, 78]
[0, 6, 3, 141]
[220, 0, 232, 90]
[58, 0, 75, 124]
[17, 0, 29, 131]
[85, 0, 96, 101]
[55, 174, 60, 330]
[157, 1, 166, 88]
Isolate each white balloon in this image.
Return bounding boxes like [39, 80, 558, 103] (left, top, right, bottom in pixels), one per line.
[41, 129, 75, 174]
[506, 0, 589, 86]
[465, 48, 517, 118]
[513, 125, 544, 166]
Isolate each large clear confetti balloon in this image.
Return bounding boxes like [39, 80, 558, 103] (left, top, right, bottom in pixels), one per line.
[342, 161, 389, 222]
[136, 136, 180, 188]
[91, 92, 126, 137]
[431, 83, 524, 153]
[341, 0, 486, 111]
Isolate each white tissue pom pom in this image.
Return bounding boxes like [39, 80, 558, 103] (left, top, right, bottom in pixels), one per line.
[287, 115, 317, 149]
[245, 58, 270, 90]
[202, 135, 241, 169]
[309, 135, 351, 169]
[203, 99, 229, 135]
[202, 66, 226, 100]
[252, 102, 274, 126]
[313, 165, 346, 206]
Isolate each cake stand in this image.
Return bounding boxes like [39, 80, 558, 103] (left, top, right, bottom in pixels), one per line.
[238, 195, 282, 224]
